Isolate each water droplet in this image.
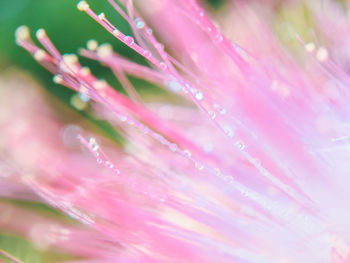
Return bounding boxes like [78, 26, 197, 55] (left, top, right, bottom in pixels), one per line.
[96, 158, 102, 164]
[208, 111, 216, 119]
[252, 158, 261, 166]
[317, 47, 328, 62]
[185, 83, 195, 93]
[220, 108, 227, 115]
[142, 50, 152, 59]
[168, 80, 183, 93]
[123, 36, 134, 46]
[120, 116, 127, 122]
[156, 43, 164, 50]
[214, 168, 221, 176]
[92, 144, 99, 152]
[159, 62, 167, 70]
[134, 18, 145, 29]
[169, 143, 177, 152]
[224, 126, 234, 138]
[224, 175, 233, 183]
[140, 126, 149, 134]
[203, 142, 214, 153]
[147, 28, 153, 35]
[195, 162, 204, 170]
[79, 93, 90, 102]
[235, 140, 245, 150]
[216, 34, 224, 42]
[195, 91, 204, 101]
[88, 138, 99, 151]
[105, 161, 114, 169]
[184, 150, 192, 157]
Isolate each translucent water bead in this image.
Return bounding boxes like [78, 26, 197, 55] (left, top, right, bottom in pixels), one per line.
[79, 93, 90, 102]
[142, 50, 152, 59]
[134, 18, 145, 29]
[195, 162, 204, 170]
[195, 91, 204, 101]
[235, 140, 245, 151]
[123, 36, 134, 46]
[159, 62, 167, 70]
[167, 80, 183, 93]
[88, 138, 99, 152]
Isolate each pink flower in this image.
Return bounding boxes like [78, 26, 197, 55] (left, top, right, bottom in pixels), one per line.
[2, 0, 350, 262]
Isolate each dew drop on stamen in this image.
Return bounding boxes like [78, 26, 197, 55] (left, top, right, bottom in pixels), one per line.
[159, 62, 167, 70]
[252, 158, 261, 166]
[220, 108, 227, 115]
[79, 93, 90, 102]
[92, 144, 99, 152]
[105, 161, 114, 169]
[168, 80, 183, 93]
[317, 47, 328, 62]
[195, 91, 204, 101]
[224, 176, 233, 183]
[134, 18, 145, 29]
[88, 138, 99, 152]
[156, 43, 164, 50]
[204, 142, 214, 153]
[224, 126, 234, 138]
[123, 36, 134, 46]
[214, 168, 221, 177]
[195, 162, 204, 170]
[208, 111, 216, 119]
[185, 83, 195, 93]
[142, 50, 152, 59]
[216, 34, 224, 42]
[169, 144, 178, 152]
[235, 140, 246, 150]
[184, 150, 192, 157]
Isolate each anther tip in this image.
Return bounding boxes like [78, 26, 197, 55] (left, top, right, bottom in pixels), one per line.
[15, 25, 30, 43]
[77, 1, 89, 11]
[36, 28, 46, 39]
[53, 75, 63, 84]
[98, 12, 106, 20]
[87, 39, 98, 51]
[33, 49, 46, 61]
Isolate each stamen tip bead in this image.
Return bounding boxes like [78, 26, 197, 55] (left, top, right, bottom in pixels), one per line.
[33, 49, 46, 61]
[97, 43, 113, 58]
[36, 28, 46, 39]
[77, 1, 89, 11]
[63, 53, 78, 65]
[98, 12, 106, 20]
[87, 39, 98, 51]
[15, 25, 30, 43]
